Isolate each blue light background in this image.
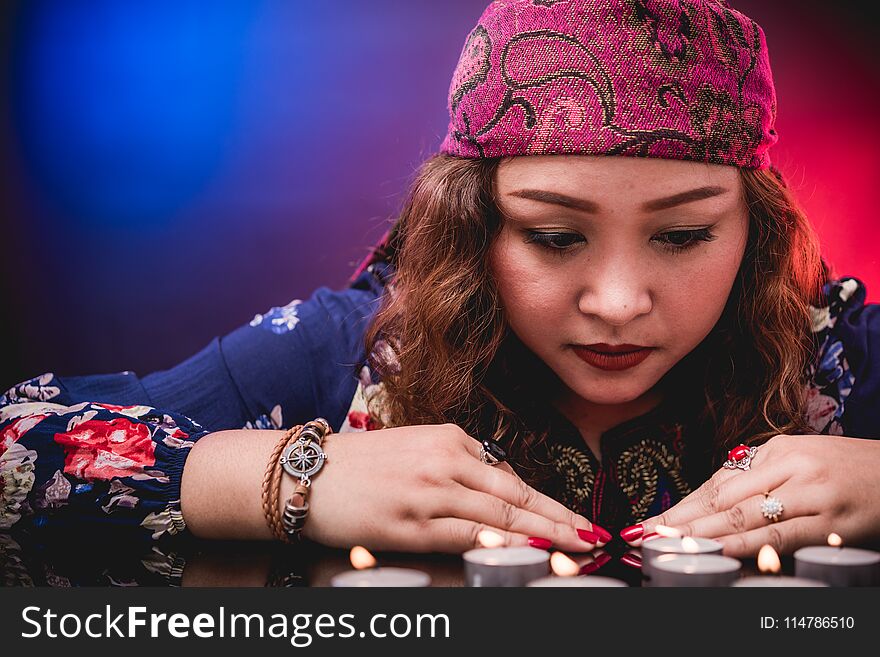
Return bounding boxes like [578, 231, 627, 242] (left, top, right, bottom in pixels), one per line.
[2, 0, 475, 385]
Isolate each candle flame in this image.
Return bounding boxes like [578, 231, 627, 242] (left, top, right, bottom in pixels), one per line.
[477, 529, 505, 548]
[827, 533, 843, 547]
[550, 552, 580, 577]
[350, 546, 377, 570]
[655, 525, 682, 538]
[757, 544, 781, 574]
[681, 536, 700, 553]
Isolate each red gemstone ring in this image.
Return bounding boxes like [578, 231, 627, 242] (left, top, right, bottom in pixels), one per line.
[723, 444, 758, 471]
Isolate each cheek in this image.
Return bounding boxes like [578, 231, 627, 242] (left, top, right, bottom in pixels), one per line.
[490, 240, 569, 320]
[492, 262, 534, 326]
[661, 246, 743, 333]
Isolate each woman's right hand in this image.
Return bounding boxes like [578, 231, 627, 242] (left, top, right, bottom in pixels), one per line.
[303, 423, 604, 554]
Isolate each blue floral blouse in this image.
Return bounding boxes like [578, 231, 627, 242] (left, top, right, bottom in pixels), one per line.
[1, 261, 877, 542]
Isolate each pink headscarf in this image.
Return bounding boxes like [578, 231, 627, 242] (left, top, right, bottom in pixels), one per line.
[439, 0, 777, 169]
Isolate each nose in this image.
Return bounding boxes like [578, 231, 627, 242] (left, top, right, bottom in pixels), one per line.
[576, 254, 653, 326]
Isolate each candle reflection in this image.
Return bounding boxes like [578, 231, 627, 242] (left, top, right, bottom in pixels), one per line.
[527, 550, 627, 587]
[757, 544, 782, 574]
[349, 546, 377, 570]
[549, 551, 580, 577]
[680, 536, 700, 553]
[330, 546, 431, 587]
[476, 529, 506, 549]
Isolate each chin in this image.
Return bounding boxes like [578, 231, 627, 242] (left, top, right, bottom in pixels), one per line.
[567, 377, 652, 405]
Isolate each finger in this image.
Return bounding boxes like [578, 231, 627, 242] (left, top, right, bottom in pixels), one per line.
[423, 518, 530, 554]
[454, 432, 608, 545]
[670, 483, 814, 539]
[456, 434, 483, 459]
[455, 457, 602, 544]
[437, 484, 599, 553]
[633, 465, 790, 545]
[717, 515, 825, 558]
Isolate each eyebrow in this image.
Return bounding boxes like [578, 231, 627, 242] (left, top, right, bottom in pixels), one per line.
[507, 185, 730, 213]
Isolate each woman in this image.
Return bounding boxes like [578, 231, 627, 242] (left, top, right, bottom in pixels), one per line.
[2, 0, 878, 558]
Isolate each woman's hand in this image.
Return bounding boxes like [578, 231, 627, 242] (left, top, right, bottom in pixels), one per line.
[623, 434, 880, 556]
[303, 423, 607, 553]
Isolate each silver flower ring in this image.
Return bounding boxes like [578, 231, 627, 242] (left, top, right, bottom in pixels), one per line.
[760, 492, 784, 523]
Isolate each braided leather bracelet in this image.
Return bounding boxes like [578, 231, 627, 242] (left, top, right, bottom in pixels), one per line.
[261, 419, 331, 542]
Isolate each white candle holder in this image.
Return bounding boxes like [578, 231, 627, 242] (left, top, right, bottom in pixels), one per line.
[732, 575, 827, 587]
[527, 575, 628, 587]
[463, 546, 550, 587]
[650, 553, 741, 587]
[330, 567, 431, 587]
[641, 537, 723, 583]
[793, 546, 880, 587]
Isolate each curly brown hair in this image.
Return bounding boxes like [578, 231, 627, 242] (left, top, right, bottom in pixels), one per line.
[362, 153, 827, 479]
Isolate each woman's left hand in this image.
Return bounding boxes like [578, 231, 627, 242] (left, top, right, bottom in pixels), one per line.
[624, 434, 880, 557]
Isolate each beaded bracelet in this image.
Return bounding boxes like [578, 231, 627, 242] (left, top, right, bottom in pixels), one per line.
[261, 419, 331, 543]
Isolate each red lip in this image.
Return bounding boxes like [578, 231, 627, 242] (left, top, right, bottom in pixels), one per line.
[572, 345, 653, 371]
[584, 343, 649, 353]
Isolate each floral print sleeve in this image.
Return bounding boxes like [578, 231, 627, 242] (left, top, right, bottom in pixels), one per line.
[0, 373, 208, 539]
[0, 263, 391, 541]
[805, 276, 880, 437]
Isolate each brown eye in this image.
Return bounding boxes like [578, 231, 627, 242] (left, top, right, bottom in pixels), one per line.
[523, 231, 585, 250]
[663, 231, 696, 246]
[654, 228, 717, 253]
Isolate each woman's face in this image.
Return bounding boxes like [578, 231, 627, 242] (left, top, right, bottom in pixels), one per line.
[489, 155, 749, 407]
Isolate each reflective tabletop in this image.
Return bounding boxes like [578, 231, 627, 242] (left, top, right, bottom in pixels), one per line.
[1, 530, 778, 587]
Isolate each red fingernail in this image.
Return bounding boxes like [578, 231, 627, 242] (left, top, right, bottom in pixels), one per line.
[577, 528, 599, 544]
[591, 523, 612, 544]
[577, 551, 612, 575]
[620, 552, 642, 569]
[528, 537, 552, 550]
[642, 532, 660, 542]
[594, 552, 612, 568]
[619, 524, 644, 542]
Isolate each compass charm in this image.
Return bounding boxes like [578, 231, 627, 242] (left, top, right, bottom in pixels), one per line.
[280, 439, 327, 482]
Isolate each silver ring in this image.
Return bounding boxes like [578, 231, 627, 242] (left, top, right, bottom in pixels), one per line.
[479, 445, 501, 466]
[760, 492, 784, 523]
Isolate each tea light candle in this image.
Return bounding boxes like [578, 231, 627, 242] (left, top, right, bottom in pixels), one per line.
[526, 551, 628, 587]
[732, 544, 827, 587]
[733, 576, 827, 587]
[641, 535, 723, 583]
[650, 553, 742, 587]
[330, 567, 431, 587]
[463, 547, 550, 587]
[794, 534, 880, 587]
[527, 575, 628, 587]
[330, 546, 431, 587]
